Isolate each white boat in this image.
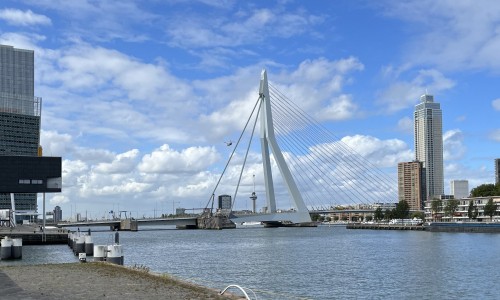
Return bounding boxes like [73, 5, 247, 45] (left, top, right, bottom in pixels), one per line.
[237, 221, 264, 228]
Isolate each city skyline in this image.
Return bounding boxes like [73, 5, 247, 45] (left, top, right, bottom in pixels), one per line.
[0, 1, 499, 218]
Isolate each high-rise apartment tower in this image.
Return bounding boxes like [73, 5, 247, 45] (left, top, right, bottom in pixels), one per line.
[398, 161, 425, 210]
[0, 44, 41, 211]
[414, 94, 444, 200]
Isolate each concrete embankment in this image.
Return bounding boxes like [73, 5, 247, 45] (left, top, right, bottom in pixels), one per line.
[426, 222, 500, 233]
[0, 263, 238, 300]
[347, 223, 425, 231]
[347, 222, 500, 233]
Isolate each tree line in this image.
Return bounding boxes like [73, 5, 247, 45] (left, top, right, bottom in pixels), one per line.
[470, 183, 500, 197]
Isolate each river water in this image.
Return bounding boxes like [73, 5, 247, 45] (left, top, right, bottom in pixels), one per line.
[2, 225, 499, 299]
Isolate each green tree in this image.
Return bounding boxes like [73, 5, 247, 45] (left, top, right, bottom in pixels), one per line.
[470, 184, 498, 197]
[467, 200, 478, 221]
[365, 215, 373, 222]
[444, 199, 459, 222]
[394, 200, 410, 219]
[310, 214, 320, 222]
[411, 211, 425, 221]
[484, 198, 498, 222]
[431, 199, 443, 221]
[374, 207, 384, 222]
[384, 209, 393, 221]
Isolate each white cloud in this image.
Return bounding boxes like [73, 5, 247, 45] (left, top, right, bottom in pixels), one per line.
[0, 9, 51, 26]
[199, 57, 364, 141]
[397, 117, 413, 134]
[443, 129, 466, 161]
[492, 98, 500, 111]
[40, 130, 73, 157]
[94, 149, 140, 174]
[138, 144, 220, 174]
[35, 43, 197, 145]
[276, 57, 364, 115]
[25, 0, 154, 42]
[315, 94, 358, 121]
[339, 135, 413, 167]
[489, 129, 500, 142]
[0, 32, 45, 50]
[381, 1, 500, 72]
[445, 163, 492, 192]
[48, 194, 69, 205]
[166, 7, 324, 49]
[378, 68, 455, 113]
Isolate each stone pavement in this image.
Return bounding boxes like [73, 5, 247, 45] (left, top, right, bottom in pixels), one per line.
[0, 270, 51, 300]
[0, 263, 238, 300]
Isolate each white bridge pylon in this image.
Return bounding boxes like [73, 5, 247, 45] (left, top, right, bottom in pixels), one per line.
[232, 70, 311, 224]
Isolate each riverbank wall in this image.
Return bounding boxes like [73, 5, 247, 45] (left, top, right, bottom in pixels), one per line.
[427, 222, 500, 233]
[347, 223, 425, 230]
[346, 222, 500, 233]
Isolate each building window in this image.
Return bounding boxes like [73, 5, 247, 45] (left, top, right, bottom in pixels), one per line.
[31, 179, 43, 184]
[19, 179, 31, 184]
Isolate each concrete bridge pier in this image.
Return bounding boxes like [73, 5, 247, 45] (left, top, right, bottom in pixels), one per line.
[110, 219, 138, 231]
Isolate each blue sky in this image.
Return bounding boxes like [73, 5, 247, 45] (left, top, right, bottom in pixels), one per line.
[0, 0, 499, 219]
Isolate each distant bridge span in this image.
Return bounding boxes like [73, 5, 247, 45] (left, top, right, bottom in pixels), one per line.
[58, 217, 198, 231]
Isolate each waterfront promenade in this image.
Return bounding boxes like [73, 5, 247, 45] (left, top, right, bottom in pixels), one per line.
[0, 263, 237, 300]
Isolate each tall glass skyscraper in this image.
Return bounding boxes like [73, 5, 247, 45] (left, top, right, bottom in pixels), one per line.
[0, 44, 41, 211]
[414, 94, 444, 200]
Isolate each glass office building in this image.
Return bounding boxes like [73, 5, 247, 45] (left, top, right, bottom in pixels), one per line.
[0, 44, 41, 211]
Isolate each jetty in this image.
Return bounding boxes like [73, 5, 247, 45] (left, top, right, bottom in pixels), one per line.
[0, 224, 68, 245]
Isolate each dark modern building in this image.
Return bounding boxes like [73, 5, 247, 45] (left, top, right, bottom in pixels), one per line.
[0, 44, 41, 211]
[0, 156, 62, 194]
[218, 194, 232, 210]
[53, 206, 62, 223]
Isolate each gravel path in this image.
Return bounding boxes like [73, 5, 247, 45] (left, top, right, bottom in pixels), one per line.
[0, 263, 239, 300]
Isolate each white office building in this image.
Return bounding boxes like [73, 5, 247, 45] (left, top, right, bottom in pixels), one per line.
[450, 180, 469, 199]
[414, 94, 444, 200]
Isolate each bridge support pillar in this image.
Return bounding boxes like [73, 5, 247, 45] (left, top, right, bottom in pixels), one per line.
[119, 219, 138, 231]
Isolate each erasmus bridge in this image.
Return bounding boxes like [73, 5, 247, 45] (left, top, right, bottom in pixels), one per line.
[206, 69, 398, 225]
[60, 70, 398, 230]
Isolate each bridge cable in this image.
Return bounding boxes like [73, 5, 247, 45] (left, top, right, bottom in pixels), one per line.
[270, 83, 398, 204]
[204, 96, 261, 211]
[270, 87, 397, 206]
[229, 97, 262, 214]
[270, 95, 362, 208]
[269, 86, 371, 206]
[268, 83, 398, 207]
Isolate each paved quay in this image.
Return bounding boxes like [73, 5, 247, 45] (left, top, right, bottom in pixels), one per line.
[0, 263, 239, 300]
